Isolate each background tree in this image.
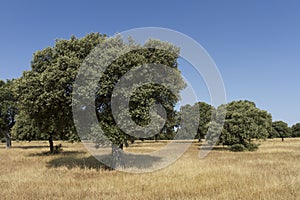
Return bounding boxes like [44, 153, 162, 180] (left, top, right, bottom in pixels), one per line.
[13, 33, 106, 153]
[145, 110, 180, 141]
[12, 111, 40, 141]
[205, 104, 227, 145]
[178, 104, 199, 140]
[219, 100, 272, 151]
[291, 123, 300, 137]
[195, 102, 213, 142]
[178, 102, 213, 142]
[271, 121, 291, 141]
[0, 80, 17, 148]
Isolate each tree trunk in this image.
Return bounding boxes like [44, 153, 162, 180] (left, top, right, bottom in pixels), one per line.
[281, 137, 284, 142]
[198, 131, 202, 142]
[49, 134, 54, 153]
[5, 132, 12, 149]
[154, 134, 158, 142]
[112, 144, 125, 169]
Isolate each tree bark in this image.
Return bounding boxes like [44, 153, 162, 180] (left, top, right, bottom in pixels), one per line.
[49, 134, 54, 153]
[112, 144, 125, 169]
[5, 131, 12, 149]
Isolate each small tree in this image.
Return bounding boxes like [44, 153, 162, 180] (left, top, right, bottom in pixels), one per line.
[178, 102, 213, 142]
[272, 121, 291, 141]
[178, 104, 200, 140]
[220, 100, 272, 151]
[196, 102, 213, 142]
[291, 123, 300, 137]
[0, 80, 17, 148]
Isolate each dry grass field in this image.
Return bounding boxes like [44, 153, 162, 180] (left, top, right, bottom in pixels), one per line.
[0, 138, 299, 200]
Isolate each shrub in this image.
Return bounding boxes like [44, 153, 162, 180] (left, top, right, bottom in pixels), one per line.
[229, 144, 246, 152]
[244, 143, 259, 151]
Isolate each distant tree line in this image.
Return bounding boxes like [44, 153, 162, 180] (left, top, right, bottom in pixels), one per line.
[0, 33, 298, 154]
[180, 100, 297, 151]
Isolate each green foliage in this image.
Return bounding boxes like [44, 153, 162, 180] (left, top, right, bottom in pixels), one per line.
[229, 144, 246, 152]
[271, 121, 291, 141]
[195, 102, 214, 141]
[6, 32, 294, 155]
[291, 123, 300, 137]
[178, 102, 213, 141]
[0, 80, 17, 130]
[12, 33, 185, 153]
[219, 100, 272, 151]
[229, 142, 259, 152]
[0, 80, 17, 147]
[244, 143, 259, 151]
[12, 111, 40, 141]
[80, 37, 185, 147]
[178, 104, 199, 140]
[205, 104, 227, 145]
[13, 33, 105, 150]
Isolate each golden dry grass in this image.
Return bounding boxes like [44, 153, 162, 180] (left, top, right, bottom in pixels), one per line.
[0, 138, 299, 200]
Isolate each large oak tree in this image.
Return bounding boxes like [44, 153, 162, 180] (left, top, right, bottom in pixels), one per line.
[13, 33, 106, 153]
[73, 36, 186, 167]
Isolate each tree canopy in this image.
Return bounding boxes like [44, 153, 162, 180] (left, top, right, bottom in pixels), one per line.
[178, 102, 213, 142]
[291, 123, 300, 137]
[13, 33, 106, 152]
[218, 100, 272, 151]
[271, 121, 291, 141]
[72, 36, 186, 167]
[12, 33, 186, 158]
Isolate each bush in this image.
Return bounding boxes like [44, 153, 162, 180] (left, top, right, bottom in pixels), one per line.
[229, 143, 259, 152]
[244, 143, 259, 151]
[229, 144, 246, 152]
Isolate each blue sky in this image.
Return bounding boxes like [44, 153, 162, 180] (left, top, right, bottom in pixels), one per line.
[0, 0, 299, 125]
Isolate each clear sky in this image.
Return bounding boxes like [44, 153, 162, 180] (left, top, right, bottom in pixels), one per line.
[0, 0, 299, 125]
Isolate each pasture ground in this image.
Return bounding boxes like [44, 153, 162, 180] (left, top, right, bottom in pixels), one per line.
[0, 138, 299, 199]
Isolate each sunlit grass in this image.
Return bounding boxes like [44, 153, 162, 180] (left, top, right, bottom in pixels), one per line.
[0, 138, 299, 199]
